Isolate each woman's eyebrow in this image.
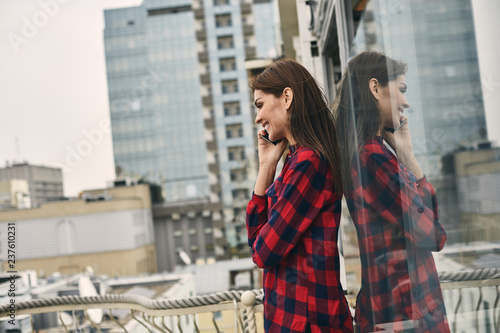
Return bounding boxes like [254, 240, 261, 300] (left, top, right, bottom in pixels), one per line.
[254, 98, 261, 107]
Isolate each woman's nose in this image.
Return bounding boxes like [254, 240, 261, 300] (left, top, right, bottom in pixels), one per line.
[255, 113, 261, 124]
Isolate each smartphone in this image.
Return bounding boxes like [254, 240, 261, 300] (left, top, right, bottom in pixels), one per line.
[384, 119, 406, 133]
[260, 130, 282, 145]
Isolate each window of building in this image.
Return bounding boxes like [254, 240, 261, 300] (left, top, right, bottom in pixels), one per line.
[217, 35, 234, 50]
[230, 168, 248, 182]
[226, 124, 243, 139]
[214, 0, 229, 5]
[224, 102, 241, 116]
[219, 57, 236, 72]
[228, 146, 246, 162]
[215, 14, 232, 27]
[232, 189, 249, 200]
[221, 80, 238, 94]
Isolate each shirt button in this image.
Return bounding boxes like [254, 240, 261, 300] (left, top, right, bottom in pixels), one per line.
[429, 309, 435, 314]
[417, 207, 424, 213]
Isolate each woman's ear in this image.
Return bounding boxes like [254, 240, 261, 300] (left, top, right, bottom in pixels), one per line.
[282, 87, 293, 110]
[369, 78, 380, 101]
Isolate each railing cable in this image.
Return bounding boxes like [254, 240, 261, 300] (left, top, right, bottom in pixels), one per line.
[58, 312, 69, 333]
[161, 316, 174, 333]
[108, 309, 128, 333]
[84, 310, 102, 333]
[130, 310, 152, 333]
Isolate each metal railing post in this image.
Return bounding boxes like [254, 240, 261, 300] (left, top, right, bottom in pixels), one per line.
[241, 291, 257, 333]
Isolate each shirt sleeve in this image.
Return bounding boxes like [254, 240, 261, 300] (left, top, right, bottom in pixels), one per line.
[360, 150, 447, 251]
[246, 155, 326, 268]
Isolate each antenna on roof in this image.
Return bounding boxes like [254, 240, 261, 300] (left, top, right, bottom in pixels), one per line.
[15, 136, 21, 163]
[179, 250, 192, 266]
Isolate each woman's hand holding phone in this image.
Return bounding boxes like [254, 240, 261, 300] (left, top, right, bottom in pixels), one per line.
[383, 115, 423, 179]
[254, 129, 288, 196]
[257, 129, 288, 168]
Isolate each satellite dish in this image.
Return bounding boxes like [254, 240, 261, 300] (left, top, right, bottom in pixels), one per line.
[85, 266, 95, 275]
[179, 250, 192, 265]
[79, 276, 103, 324]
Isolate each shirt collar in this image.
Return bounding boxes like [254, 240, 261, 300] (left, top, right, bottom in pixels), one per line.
[289, 144, 300, 155]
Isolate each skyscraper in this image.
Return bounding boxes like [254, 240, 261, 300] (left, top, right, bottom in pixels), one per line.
[104, 0, 280, 257]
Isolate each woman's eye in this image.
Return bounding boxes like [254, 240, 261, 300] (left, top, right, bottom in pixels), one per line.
[400, 89, 406, 94]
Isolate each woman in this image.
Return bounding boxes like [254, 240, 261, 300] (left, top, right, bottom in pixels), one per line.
[334, 51, 450, 333]
[246, 59, 353, 332]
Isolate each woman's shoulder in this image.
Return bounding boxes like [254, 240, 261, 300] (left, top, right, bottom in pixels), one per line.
[358, 138, 397, 168]
[289, 145, 325, 168]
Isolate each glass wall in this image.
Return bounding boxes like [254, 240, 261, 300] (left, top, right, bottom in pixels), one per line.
[322, 0, 500, 332]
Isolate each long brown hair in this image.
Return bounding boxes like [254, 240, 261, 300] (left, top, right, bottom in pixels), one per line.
[334, 51, 407, 190]
[251, 58, 342, 191]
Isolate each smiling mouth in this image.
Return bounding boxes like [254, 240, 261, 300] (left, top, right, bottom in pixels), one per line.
[263, 122, 269, 131]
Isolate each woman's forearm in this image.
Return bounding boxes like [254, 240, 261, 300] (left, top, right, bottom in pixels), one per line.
[254, 165, 277, 196]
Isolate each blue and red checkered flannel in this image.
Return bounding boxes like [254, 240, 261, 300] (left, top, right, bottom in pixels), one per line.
[345, 137, 450, 333]
[246, 145, 353, 333]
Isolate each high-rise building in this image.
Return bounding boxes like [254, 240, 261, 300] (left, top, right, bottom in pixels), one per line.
[103, 0, 280, 257]
[0, 163, 63, 207]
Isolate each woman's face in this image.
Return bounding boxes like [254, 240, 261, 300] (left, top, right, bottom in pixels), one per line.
[254, 89, 291, 142]
[376, 74, 410, 129]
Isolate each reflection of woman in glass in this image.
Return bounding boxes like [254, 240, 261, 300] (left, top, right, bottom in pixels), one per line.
[246, 59, 353, 332]
[334, 51, 450, 333]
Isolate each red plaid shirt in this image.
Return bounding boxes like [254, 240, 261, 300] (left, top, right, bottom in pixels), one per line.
[345, 137, 450, 333]
[246, 145, 353, 333]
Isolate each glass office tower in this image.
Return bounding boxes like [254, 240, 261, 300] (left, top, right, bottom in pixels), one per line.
[104, 0, 280, 256]
[104, 0, 210, 203]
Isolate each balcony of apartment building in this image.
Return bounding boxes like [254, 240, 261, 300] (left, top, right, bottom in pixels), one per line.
[202, 95, 213, 107]
[194, 7, 204, 20]
[198, 50, 209, 63]
[200, 72, 211, 85]
[244, 46, 256, 59]
[240, 2, 251, 15]
[196, 29, 207, 41]
[204, 117, 215, 129]
[206, 139, 217, 151]
[1, 269, 499, 333]
[242, 23, 254, 36]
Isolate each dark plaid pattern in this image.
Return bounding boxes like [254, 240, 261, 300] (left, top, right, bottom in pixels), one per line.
[345, 137, 450, 333]
[246, 145, 353, 333]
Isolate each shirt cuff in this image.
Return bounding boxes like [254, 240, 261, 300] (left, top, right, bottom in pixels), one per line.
[251, 192, 267, 205]
[416, 175, 428, 188]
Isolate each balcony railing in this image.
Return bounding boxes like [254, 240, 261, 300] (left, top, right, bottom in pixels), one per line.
[0, 269, 498, 333]
[0, 290, 264, 333]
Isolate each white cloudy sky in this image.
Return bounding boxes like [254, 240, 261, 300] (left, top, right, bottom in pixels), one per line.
[0, 0, 142, 196]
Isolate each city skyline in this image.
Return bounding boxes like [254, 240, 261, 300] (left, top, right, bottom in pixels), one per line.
[1, 0, 499, 200]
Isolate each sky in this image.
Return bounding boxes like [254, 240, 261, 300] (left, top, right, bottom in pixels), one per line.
[0, 0, 142, 196]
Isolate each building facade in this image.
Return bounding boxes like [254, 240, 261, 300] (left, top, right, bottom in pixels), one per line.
[0, 179, 31, 210]
[455, 144, 500, 243]
[103, 0, 280, 257]
[0, 163, 63, 207]
[0, 184, 157, 276]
